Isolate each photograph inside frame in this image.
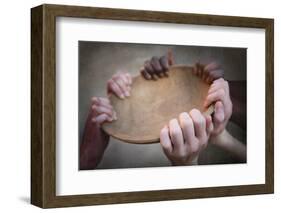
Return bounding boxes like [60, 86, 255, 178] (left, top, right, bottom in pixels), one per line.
[78, 41, 247, 170]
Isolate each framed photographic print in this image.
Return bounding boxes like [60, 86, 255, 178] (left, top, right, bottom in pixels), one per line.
[31, 4, 274, 208]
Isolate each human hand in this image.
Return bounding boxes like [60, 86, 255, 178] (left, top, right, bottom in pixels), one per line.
[140, 50, 174, 80]
[204, 78, 232, 137]
[192, 61, 224, 84]
[107, 71, 132, 99]
[160, 110, 213, 166]
[91, 97, 117, 125]
[79, 96, 115, 170]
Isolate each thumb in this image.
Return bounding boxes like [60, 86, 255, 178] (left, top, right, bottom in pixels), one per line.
[205, 115, 214, 135]
[214, 101, 225, 124]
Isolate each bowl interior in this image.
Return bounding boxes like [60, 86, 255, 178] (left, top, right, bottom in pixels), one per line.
[102, 65, 211, 144]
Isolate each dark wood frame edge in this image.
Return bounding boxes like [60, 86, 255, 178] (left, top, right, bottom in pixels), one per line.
[31, 4, 274, 208]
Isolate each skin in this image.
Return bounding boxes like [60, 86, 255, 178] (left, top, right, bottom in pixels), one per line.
[204, 78, 233, 136]
[210, 129, 246, 162]
[107, 71, 132, 99]
[192, 60, 224, 84]
[79, 72, 132, 170]
[145, 52, 246, 163]
[194, 61, 246, 162]
[228, 82, 247, 130]
[140, 50, 174, 80]
[159, 77, 246, 164]
[79, 97, 112, 170]
[80, 52, 246, 169]
[144, 52, 246, 129]
[160, 110, 213, 165]
[159, 78, 233, 165]
[192, 61, 246, 130]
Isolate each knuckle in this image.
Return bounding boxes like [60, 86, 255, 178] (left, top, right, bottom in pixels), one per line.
[195, 117, 205, 126]
[190, 109, 204, 123]
[160, 128, 168, 137]
[216, 100, 223, 107]
[201, 140, 207, 148]
[151, 56, 159, 61]
[179, 112, 188, 118]
[107, 79, 114, 85]
[91, 97, 98, 103]
[126, 73, 131, 79]
[147, 69, 154, 75]
[170, 128, 181, 137]
[113, 75, 121, 81]
[119, 74, 126, 80]
[169, 118, 178, 125]
[180, 113, 192, 127]
[91, 105, 97, 111]
[189, 148, 197, 156]
[155, 66, 162, 72]
[145, 63, 152, 71]
[190, 108, 200, 115]
[190, 143, 200, 154]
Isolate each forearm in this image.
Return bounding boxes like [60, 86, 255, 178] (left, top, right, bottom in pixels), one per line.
[79, 112, 109, 170]
[210, 130, 246, 162]
[228, 81, 247, 129]
[171, 156, 199, 166]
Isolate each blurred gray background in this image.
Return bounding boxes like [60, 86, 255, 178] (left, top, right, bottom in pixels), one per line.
[79, 41, 246, 169]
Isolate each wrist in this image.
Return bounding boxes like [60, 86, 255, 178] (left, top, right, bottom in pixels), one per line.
[189, 157, 199, 165]
[210, 129, 227, 146]
[171, 157, 198, 166]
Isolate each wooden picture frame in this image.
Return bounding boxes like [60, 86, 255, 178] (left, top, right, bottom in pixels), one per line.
[31, 4, 274, 208]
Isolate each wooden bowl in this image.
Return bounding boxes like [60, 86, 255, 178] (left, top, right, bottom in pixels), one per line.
[102, 65, 213, 144]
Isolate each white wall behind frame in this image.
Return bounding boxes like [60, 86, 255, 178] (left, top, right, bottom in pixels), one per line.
[0, 0, 279, 212]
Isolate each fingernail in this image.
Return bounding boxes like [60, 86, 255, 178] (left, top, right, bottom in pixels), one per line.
[120, 94, 125, 99]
